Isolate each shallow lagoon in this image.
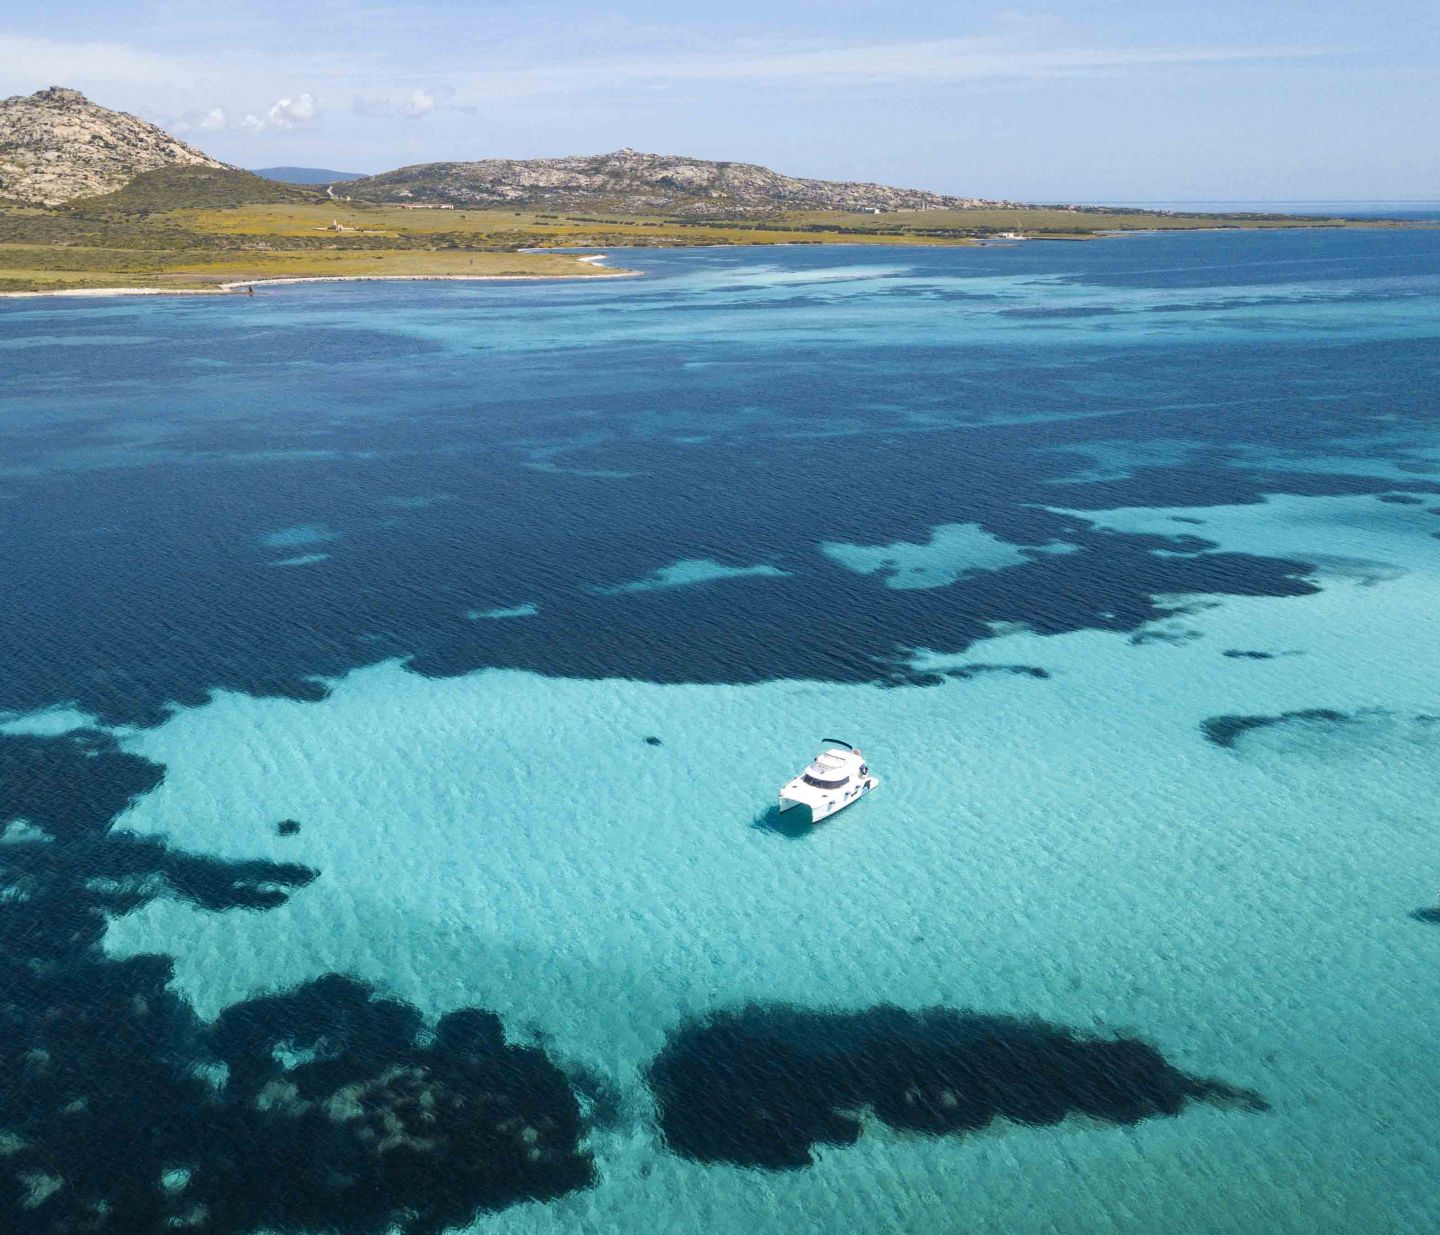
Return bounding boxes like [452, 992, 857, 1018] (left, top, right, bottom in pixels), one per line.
[4, 231, 1440, 1233]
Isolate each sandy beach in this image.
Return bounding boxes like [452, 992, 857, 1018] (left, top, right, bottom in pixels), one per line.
[0, 259, 638, 300]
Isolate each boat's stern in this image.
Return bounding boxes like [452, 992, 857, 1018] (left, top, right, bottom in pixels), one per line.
[778, 778, 823, 818]
[778, 774, 877, 824]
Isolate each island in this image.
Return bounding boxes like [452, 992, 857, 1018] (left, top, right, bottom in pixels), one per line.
[0, 86, 1416, 297]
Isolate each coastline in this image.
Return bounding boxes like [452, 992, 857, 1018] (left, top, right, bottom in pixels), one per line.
[5, 218, 1421, 301]
[0, 258, 639, 301]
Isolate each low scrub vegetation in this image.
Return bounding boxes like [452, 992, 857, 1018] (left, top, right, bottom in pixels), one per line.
[0, 186, 1407, 294]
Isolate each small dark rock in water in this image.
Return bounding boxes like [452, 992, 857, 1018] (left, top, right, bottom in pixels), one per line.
[276, 819, 301, 836]
[1409, 907, 1440, 924]
[644, 736, 663, 747]
[1223, 650, 1277, 660]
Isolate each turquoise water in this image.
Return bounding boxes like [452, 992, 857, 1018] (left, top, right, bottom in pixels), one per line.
[2, 229, 1440, 1233]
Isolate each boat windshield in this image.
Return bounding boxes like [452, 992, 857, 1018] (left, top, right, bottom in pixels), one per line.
[802, 773, 849, 790]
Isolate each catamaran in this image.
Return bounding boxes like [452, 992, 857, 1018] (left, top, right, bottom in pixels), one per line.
[778, 740, 878, 824]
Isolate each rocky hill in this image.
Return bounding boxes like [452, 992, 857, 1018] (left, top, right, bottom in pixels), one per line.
[0, 87, 226, 206]
[344, 148, 1011, 215]
[0, 89, 1007, 216]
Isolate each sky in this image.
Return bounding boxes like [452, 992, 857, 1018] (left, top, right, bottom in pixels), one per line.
[2, 0, 1437, 201]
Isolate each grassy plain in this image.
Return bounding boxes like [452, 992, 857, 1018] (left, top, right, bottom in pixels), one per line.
[0, 240, 620, 294]
[182, 201, 1391, 246]
[0, 178, 1415, 296]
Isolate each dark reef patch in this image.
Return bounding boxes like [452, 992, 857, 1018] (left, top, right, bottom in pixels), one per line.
[944, 663, 1052, 681]
[1129, 627, 1203, 647]
[877, 671, 948, 690]
[647, 1004, 1265, 1169]
[9, 831, 318, 912]
[1222, 649, 1300, 660]
[276, 818, 302, 836]
[1200, 708, 1353, 749]
[0, 729, 163, 840]
[0, 731, 593, 1233]
[1408, 907, 1440, 924]
[877, 662, 1052, 690]
[0, 731, 317, 913]
[0, 356, 1369, 729]
[197, 976, 594, 1233]
[644, 736, 663, 747]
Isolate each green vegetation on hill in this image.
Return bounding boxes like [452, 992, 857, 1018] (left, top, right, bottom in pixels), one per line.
[69, 166, 320, 214]
[0, 193, 633, 292]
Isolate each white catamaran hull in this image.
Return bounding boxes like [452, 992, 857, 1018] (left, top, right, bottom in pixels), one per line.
[778, 740, 878, 824]
[778, 776, 879, 823]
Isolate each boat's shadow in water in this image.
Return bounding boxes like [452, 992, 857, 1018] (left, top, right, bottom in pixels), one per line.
[751, 804, 813, 840]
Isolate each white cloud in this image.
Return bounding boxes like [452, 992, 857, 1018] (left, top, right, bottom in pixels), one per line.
[173, 106, 227, 133]
[173, 96, 319, 136]
[402, 87, 437, 116]
[351, 86, 448, 118]
[238, 92, 318, 132]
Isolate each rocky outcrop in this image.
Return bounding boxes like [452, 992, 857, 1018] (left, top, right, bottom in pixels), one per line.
[0, 86, 226, 205]
[345, 147, 1012, 215]
[0, 88, 1008, 215]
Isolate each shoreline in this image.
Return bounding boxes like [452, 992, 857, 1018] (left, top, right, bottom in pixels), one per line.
[4, 221, 1421, 301]
[0, 258, 640, 301]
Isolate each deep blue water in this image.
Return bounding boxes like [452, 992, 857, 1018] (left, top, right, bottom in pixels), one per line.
[4, 231, 1437, 724]
[1088, 201, 1440, 220]
[3, 229, 1440, 1234]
